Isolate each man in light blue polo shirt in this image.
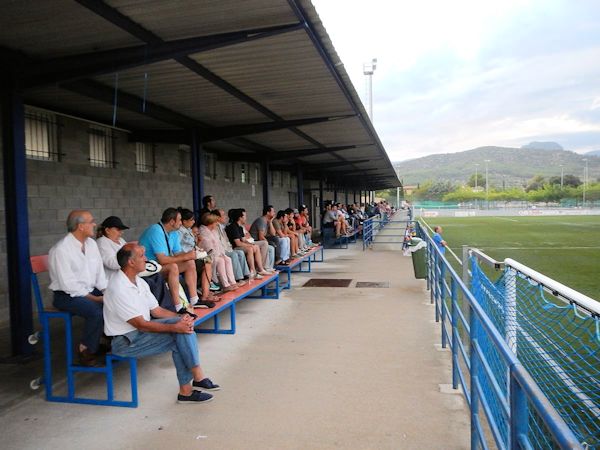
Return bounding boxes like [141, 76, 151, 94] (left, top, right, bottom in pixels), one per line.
[139, 208, 213, 311]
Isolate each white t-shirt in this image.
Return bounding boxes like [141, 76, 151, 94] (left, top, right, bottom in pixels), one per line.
[103, 270, 159, 336]
[96, 235, 126, 278]
[48, 233, 108, 297]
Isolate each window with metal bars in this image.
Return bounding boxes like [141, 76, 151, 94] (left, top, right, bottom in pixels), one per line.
[178, 145, 191, 177]
[271, 170, 279, 187]
[88, 125, 115, 168]
[240, 163, 247, 183]
[204, 152, 217, 180]
[224, 161, 235, 182]
[254, 164, 261, 184]
[25, 109, 60, 161]
[135, 142, 155, 173]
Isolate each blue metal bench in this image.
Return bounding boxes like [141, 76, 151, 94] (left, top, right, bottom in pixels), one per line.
[30, 255, 138, 408]
[193, 272, 280, 334]
[321, 227, 348, 249]
[275, 245, 324, 289]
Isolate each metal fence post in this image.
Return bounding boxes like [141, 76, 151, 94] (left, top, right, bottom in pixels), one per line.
[510, 370, 529, 449]
[469, 306, 481, 449]
[462, 245, 469, 286]
[429, 243, 435, 304]
[505, 267, 517, 354]
[437, 257, 445, 324]
[451, 277, 459, 389]
[441, 264, 448, 348]
[434, 250, 440, 320]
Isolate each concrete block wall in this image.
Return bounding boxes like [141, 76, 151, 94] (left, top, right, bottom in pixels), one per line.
[26, 116, 193, 257]
[204, 164, 298, 220]
[0, 112, 299, 327]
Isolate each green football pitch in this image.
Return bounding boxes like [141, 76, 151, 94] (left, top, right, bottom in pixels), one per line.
[420, 215, 600, 299]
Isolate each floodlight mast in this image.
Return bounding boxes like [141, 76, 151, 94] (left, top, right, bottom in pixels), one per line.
[363, 58, 377, 121]
[485, 159, 490, 209]
[583, 158, 588, 206]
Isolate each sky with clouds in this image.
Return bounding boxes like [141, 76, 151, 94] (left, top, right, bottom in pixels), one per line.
[311, 0, 600, 161]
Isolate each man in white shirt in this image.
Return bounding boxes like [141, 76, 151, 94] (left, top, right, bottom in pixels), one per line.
[49, 210, 107, 366]
[104, 243, 219, 404]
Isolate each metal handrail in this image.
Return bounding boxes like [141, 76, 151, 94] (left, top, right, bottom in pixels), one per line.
[418, 222, 582, 449]
[505, 258, 599, 316]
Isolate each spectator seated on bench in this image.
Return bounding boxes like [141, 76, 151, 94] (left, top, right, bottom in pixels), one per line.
[249, 205, 285, 266]
[48, 209, 107, 367]
[214, 209, 251, 282]
[225, 208, 272, 279]
[272, 210, 293, 264]
[294, 205, 317, 248]
[176, 207, 219, 303]
[97, 215, 176, 312]
[322, 203, 344, 238]
[139, 207, 213, 311]
[199, 213, 246, 293]
[104, 243, 219, 404]
[284, 208, 311, 256]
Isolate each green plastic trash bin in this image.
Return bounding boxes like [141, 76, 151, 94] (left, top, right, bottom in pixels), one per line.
[410, 238, 428, 279]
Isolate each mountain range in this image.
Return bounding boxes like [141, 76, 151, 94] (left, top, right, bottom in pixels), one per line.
[393, 146, 600, 186]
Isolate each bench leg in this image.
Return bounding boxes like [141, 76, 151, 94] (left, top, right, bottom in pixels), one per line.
[283, 268, 291, 289]
[196, 305, 236, 334]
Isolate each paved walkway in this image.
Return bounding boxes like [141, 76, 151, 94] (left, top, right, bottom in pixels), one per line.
[0, 225, 469, 449]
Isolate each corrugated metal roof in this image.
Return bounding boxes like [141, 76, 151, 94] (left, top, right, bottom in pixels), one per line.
[93, 60, 268, 126]
[0, 0, 400, 189]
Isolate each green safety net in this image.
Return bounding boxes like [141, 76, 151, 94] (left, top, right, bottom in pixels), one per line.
[470, 260, 600, 449]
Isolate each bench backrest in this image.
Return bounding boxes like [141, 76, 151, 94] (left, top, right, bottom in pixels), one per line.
[30, 255, 49, 314]
[31, 254, 49, 274]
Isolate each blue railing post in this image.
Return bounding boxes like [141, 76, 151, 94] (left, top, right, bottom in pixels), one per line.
[441, 263, 448, 348]
[510, 369, 530, 450]
[470, 303, 481, 449]
[451, 277, 459, 390]
[434, 250, 441, 322]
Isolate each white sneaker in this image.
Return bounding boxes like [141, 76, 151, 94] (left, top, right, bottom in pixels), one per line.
[255, 273, 264, 279]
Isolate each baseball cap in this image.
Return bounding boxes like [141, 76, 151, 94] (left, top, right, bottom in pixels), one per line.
[101, 216, 130, 230]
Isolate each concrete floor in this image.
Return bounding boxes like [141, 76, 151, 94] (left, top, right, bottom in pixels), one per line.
[0, 221, 470, 450]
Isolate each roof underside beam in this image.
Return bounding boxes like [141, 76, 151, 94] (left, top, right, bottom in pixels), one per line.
[130, 116, 347, 144]
[268, 159, 372, 171]
[202, 115, 351, 143]
[62, 79, 199, 128]
[19, 23, 304, 88]
[268, 145, 363, 160]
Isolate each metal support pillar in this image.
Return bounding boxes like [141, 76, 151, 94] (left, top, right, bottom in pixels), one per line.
[353, 190, 356, 204]
[1, 90, 34, 357]
[319, 178, 324, 226]
[190, 130, 205, 218]
[296, 166, 304, 207]
[344, 188, 348, 205]
[261, 159, 271, 210]
[333, 187, 338, 203]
